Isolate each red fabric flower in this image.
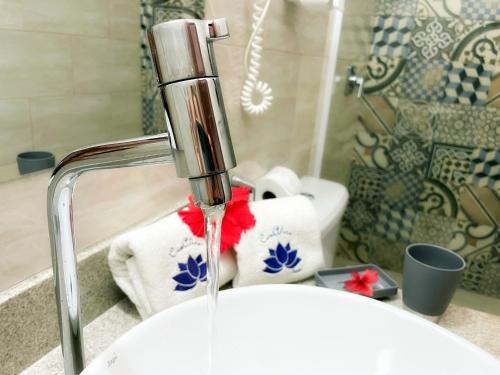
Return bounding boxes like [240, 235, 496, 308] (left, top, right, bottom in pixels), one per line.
[343, 269, 379, 297]
[177, 187, 256, 253]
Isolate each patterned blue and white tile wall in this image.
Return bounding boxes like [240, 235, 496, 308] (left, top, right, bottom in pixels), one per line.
[336, 0, 500, 299]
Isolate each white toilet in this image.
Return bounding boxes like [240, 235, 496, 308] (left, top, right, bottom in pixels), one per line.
[300, 176, 349, 267]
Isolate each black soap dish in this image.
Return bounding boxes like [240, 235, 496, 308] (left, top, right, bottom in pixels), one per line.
[315, 264, 398, 299]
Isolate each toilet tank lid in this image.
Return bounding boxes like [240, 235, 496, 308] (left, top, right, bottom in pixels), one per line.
[300, 176, 349, 233]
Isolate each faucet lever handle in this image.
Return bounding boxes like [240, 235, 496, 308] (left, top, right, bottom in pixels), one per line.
[148, 18, 230, 85]
[207, 18, 230, 40]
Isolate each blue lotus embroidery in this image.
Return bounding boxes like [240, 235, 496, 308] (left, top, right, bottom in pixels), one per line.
[173, 254, 207, 291]
[263, 242, 301, 274]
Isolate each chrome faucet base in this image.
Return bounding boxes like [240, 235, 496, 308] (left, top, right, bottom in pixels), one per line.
[48, 134, 173, 375]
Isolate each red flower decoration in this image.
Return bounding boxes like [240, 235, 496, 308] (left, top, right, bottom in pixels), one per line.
[177, 187, 256, 253]
[343, 269, 379, 297]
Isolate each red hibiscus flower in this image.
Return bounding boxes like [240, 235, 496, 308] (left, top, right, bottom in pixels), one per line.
[177, 187, 256, 253]
[343, 269, 379, 297]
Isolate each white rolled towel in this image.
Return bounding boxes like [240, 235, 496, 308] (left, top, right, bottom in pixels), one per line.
[108, 212, 237, 319]
[233, 196, 325, 287]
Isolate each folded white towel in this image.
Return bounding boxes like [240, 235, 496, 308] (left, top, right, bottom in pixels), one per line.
[108, 213, 237, 319]
[233, 196, 325, 287]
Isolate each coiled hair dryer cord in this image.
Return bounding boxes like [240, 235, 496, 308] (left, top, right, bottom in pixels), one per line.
[240, 0, 274, 115]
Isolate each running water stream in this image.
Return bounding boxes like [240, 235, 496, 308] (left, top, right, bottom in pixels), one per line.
[202, 204, 226, 375]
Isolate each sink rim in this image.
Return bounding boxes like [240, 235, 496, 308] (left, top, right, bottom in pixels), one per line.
[82, 284, 500, 374]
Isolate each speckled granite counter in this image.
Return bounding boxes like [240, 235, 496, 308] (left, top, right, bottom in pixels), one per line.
[386, 292, 500, 359]
[23, 285, 500, 374]
[21, 300, 141, 375]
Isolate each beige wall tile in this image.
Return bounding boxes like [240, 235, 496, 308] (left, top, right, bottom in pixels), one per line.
[0, 31, 71, 70]
[234, 96, 296, 160]
[31, 94, 113, 154]
[72, 36, 141, 94]
[292, 4, 330, 57]
[30, 92, 142, 156]
[108, 0, 140, 41]
[285, 145, 314, 176]
[260, 0, 300, 53]
[260, 48, 301, 99]
[0, 30, 73, 99]
[292, 55, 326, 149]
[109, 91, 143, 138]
[0, 1, 24, 29]
[71, 36, 139, 68]
[21, 0, 108, 36]
[71, 0, 109, 36]
[204, 0, 216, 19]
[0, 99, 32, 165]
[0, 163, 21, 183]
[20, 0, 69, 33]
[73, 64, 141, 94]
[0, 68, 73, 99]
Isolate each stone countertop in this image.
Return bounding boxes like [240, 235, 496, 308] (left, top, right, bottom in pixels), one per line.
[386, 291, 500, 358]
[23, 287, 500, 374]
[21, 300, 141, 375]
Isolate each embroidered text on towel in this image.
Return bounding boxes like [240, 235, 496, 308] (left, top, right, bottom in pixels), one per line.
[259, 226, 292, 244]
[169, 237, 203, 258]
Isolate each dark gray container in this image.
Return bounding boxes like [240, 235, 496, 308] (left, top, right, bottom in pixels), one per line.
[315, 264, 398, 299]
[403, 243, 465, 316]
[17, 151, 55, 175]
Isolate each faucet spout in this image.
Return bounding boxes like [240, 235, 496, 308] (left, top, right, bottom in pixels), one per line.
[47, 133, 173, 375]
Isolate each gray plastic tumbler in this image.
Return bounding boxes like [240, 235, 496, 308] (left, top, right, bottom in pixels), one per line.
[403, 243, 465, 316]
[17, 151, 55, 175]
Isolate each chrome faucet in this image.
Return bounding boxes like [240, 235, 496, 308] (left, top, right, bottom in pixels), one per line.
[47, 19, 235, 375]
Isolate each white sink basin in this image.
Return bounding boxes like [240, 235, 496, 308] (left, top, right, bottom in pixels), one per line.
[83, 285, 499, 375]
